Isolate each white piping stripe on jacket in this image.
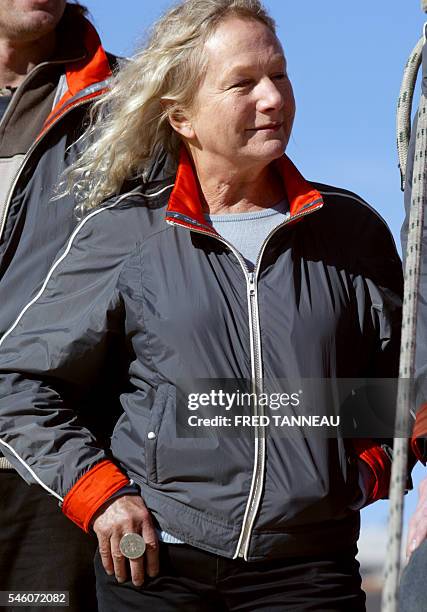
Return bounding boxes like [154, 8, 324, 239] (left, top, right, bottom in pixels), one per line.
[0, 440, 64, 501]
[142, 183, 174, 198]
[0, 183, 173, 499]
[0, 184, 174, 347]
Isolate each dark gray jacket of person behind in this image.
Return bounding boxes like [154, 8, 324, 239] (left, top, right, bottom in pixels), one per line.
[0, 5, 121, 449]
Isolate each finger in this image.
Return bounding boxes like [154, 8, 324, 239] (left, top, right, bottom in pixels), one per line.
[129, 556, 145, 587]
[111, 535, 128, 583]
[142, 520, 160, 577]
[407, 534, 418, 559]
[419, 478, 427, 497]
[407, 516, 419, 558]
[406, 514, 427, 559]
[413, 522, 427, 550]
[410, 506, 427, 538]
[98, 535, 114, 576]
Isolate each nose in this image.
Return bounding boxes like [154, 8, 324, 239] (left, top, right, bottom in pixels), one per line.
[255, 77, 285, 113]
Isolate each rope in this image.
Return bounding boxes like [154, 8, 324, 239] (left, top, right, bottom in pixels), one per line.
[397, 37, 423, 190]
[381, 89, 427, 612]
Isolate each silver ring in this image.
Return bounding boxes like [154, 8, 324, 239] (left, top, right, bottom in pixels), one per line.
[119, 533, 146, 559]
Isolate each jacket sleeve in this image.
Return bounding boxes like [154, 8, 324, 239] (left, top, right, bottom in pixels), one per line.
[0, 206, 135, 532]
[350, 203, 407, 505]
[349, 277, 399, 506]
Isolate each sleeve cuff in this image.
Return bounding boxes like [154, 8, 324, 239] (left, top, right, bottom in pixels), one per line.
[350, 439, 392, 505]
[62, 459, 129, 532]
[102, 481, 140, 504]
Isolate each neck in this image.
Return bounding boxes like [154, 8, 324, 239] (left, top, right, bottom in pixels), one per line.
[0, 32, 56, 88]
[189, 149, 284, 215]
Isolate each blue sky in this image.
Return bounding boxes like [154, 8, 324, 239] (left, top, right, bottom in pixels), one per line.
[82, 0, 427, 537]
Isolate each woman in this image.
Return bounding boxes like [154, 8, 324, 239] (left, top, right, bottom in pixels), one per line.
[0, 1, 402, 610]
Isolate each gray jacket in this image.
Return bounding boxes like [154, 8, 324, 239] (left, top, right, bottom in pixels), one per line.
[0, 148, 402, 561]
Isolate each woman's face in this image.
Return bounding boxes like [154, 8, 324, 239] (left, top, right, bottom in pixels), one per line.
[187, 16, 295, 171]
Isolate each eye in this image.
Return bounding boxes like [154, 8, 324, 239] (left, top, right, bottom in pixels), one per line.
[231, 79, 253, 88]
[271, 73, 286, 81]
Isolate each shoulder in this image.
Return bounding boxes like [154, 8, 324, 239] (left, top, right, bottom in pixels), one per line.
[311, 181, 397, 250]
[69, 182, 174, 253]
[314, 182, 391, 231]
[309, 182, 402, 292]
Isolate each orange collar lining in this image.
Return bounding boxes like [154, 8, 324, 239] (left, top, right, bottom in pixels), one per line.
[42, 17, 111, 132]
[166, 147, 323, 230]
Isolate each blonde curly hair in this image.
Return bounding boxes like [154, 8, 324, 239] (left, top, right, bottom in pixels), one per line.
[63, 0, 276, 214]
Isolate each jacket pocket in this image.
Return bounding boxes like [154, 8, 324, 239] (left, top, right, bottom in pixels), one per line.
[143, 384, 246, 491]
[144, 383, 172, 484]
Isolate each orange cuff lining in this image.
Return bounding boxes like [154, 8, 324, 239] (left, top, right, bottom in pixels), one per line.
[62, 459, 129, 532]
[351, 440, 391, 504]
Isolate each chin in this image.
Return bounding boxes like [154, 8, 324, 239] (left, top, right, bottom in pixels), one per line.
[22, 1, 65, 27]
[254, 142, 286, 163]
[16, 11, 61, 38]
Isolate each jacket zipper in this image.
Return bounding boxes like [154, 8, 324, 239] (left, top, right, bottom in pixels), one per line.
[234, 268, 266, 559]
[0, 96, 99, 242]
[234, 204, 323, 559]
[167, 200, 322, 559]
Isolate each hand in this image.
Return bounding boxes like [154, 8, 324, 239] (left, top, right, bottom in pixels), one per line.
[92, 494, 159, 586]
[407, 477, 427, 559]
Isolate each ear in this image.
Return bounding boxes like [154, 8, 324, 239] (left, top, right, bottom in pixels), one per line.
[161, 99, 195, 140]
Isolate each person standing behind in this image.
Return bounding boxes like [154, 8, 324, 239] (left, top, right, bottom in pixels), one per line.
[0, 2, 118, 610]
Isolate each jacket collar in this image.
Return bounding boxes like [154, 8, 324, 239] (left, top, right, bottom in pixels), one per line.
[165, 147, 324, 234]
[39, 13, 111, 137]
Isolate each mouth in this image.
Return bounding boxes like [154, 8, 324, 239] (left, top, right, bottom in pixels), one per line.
[249, 123, 283, 132]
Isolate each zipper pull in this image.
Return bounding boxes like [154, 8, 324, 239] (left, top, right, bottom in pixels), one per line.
[248, 271, 256, 296]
